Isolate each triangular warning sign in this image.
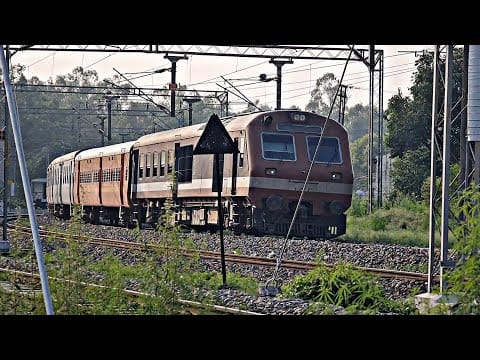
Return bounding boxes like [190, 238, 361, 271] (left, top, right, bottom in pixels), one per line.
[193, 114, 238, 154]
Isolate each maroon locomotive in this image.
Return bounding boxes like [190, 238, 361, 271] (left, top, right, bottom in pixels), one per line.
[47, 110, 353, 239]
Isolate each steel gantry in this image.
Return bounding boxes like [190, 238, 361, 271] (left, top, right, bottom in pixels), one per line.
[2, 44, 385, 250]
[7, 44, 385, 208]
[426, 45, 472, 295]
[9, 45, 370, 61]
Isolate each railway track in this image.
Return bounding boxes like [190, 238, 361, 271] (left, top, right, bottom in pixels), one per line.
[0, 266, 263, 315]
[7, 223, 436, 282]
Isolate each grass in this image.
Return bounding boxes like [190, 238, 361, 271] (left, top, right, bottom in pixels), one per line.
[341, 195, 448, 247]
[1, 209, 260, 314]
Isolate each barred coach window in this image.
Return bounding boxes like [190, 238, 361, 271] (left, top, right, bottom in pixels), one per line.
[261, 133, 296, 161]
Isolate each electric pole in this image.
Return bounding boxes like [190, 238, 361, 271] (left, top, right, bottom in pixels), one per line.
[97, 115, 106, 147]
[165, 55, 188, 117]
[269, 58, 293, 110]
[183, 97, 201, 126]
[104, 91, 119, 143]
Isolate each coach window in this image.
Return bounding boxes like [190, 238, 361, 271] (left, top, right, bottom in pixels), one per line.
[306, 136, 342, 164]
[146, 153, 151, 178]
[160, 151, 166, 177]
[153, 151, 159, 177]
[261, 133, 296, 161]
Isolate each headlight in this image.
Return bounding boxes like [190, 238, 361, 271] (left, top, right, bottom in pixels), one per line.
[265, 168, 277, 176]
[330, 172, 342, 181]
[290, 112, 306, 121]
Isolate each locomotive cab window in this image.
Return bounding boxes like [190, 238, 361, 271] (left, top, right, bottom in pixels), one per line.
[306, 136, 342, 164]
[261, 133, 296, 161]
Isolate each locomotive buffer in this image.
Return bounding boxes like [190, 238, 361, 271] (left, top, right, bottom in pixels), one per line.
[193, 114, 238, 286]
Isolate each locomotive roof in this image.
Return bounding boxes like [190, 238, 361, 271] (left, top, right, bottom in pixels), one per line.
[134, 111, 270, 147]
[134, 110, 342, 147]
[76, 141, 136, 160]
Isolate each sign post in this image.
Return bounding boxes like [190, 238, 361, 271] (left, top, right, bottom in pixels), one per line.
[193, 114, 238, 285]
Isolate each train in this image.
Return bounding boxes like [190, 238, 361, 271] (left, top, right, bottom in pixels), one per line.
[32, 178, 47, 209]
[46, 110, 353, 239]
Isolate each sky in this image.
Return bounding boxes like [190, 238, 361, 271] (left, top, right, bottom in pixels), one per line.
[7, 45, 432, 113]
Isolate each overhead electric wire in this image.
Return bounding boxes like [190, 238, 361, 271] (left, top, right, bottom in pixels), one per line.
[84, 53, 117, 69]
[265, 45, 356, 288]
[111, 68, 172, 122]
[183, 60, 269, 88]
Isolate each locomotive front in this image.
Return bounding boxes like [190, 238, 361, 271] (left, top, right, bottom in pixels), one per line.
[241, 110, 353, 239]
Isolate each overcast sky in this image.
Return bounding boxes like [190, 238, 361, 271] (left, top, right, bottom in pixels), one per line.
[8, 45, 432, 112]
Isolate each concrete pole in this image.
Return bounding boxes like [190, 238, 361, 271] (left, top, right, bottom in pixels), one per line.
[440, 46, 453, 293]
[428, 46, 440, 293]
[460, 46, 469, 190]
[0, 45, 54, 314]
[2, 46, 9, 244]
[368, 45, 375, 213]
[377, 51, 384, 208]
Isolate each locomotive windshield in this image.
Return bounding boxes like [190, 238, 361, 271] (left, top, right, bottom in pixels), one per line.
[261, 133, 296, 161]
[306, 136, 342, 164]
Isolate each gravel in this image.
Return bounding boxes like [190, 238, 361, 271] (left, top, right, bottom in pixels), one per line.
[2, 215, 448, 314]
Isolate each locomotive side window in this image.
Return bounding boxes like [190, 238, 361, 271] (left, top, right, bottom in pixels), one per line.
[146, 153, 151, 178]
[306, 136, 342, 164]
[160, 151, 166, 176]
[167, 149, 174, 174]
[153, 151, 159, 177]
[261, 133, 296, 161]
[176, 145, 193, 183]
[237, 137, 245, 167]
[139, 153, 144, 179]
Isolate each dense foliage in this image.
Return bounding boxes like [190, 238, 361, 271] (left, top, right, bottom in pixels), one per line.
[282, 262, 416, 314]
[385, 49, 464, 198]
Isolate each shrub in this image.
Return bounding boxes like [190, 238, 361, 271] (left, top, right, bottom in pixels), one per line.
[282, 263, 414, 313]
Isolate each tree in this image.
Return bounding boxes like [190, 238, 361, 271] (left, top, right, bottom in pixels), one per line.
[350, 134, 369, 191]
[384, 90, 415, 158]
[384, 49, 464, 197]
[344, 103, 374, 142]
[305, 73, 341, 118]
[390, 146, 430, 199]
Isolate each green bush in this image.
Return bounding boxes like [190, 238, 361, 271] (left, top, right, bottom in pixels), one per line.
[348, 196, 368, 217]
[282, 263, 414, 313]
[445, 184, 480, 314]
[369, 213, 388, 231]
